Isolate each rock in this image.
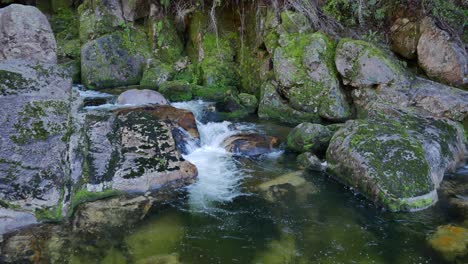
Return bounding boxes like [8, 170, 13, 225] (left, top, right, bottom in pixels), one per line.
[0, 60, 73, 226]
[82, 106, 198, 193]
[122, 0, 150, 22]
[159, 80, 194, 102]
[428, 225, 468, 261]
[258, 171, 318, 202]
[0, 209, 37, 236]
[417, 17, 468, 88]
[274, 32, 350, 121]
[116, 89, 169, 105]
[0, 4, 57, 63]
[222, 133, 280, 156]
[238, 93, 258, 113]
[81, 30, 149, 89]
[72, 195, 153, 234]
[326, 107, 466, 212]
[140, 62, 174, 88]
[439, 174, 468, 220]
[149, 17, 184, 63]
[390, 18, 420, 59]
[287, 123, 333, 155]
[335, 38, 411, 89]
[258, 81, 321, 125]
[78, 0, 125, 43]
[279, 10, 312, 34]
[297, 152, 323, 171]
[351, 77, 468, 122]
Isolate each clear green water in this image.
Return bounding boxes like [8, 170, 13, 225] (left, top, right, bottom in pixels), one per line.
[62, 117, 465, 264]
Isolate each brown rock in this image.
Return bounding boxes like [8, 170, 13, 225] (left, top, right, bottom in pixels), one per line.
[390, 18, 420, 59]
[417, 17, 467, 88]
[222, 133, 280, 156]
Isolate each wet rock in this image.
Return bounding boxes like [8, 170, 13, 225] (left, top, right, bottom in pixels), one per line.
[116, 89, 169, 106]
[222, 133, 280, 156]
[327, 107, 465, 212]
[78, 0, 125, 43]
[417, 17, 467, 88]
[297, 152, 323, 171]
[428, 225, 468, 261]
[82, 106, 198, 193]
[72, 195, 153, 234]
[274, 32, 350, 122]
[335, 38, 411, 89]
[258, 171, 318, 202]
[0, 60, 73, 227]
[287, 123, 333, 155]
[81, 31, 149, 89]
[238, 93, 258, 113]
[158, 80, 194, 102]
[390, 18, 420, 59]
[440, 175, 468, 220]
[0, 4, 57, 63]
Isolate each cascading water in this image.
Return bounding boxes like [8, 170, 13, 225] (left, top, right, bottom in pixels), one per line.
[172, 100, 257, 211]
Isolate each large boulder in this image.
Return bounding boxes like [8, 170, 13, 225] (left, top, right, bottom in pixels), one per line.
[81, 31, 149, 89]
[351, 77, 468, 122]
[326, 107, 466, 212]
[0, 60, 73, 231]
[0, 4, 57, 63]
[286, 123, 333, 155]
[116, 89, 169, 105]
[417, 17, 468, 88]
[82, 106, 198, 193]
[78, 0, 125, 43]
[222, 133, 280, 156]
[335, 39, 411, 89]
[390, 18, 420, 59]
[273, 32, 350, 122]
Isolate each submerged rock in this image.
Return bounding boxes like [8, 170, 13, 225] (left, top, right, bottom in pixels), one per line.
[335, 38, 410, 89]
[116, 89, 169, 105]
[222, 133, 280, 156]
[297, 152, 323, 171]
[417, 17, 467, 88]
[0, 4, 57, 63]
[0, 60, 73, 229]
[428, 225, 468, 261]
[286, 123, 333, 155]
[326, 107, 465, 212]
[81, 31, 149, 89]
[258, 171, 318, 203]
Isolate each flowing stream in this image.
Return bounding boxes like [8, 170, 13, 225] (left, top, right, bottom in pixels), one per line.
[46, 89, 468, 263]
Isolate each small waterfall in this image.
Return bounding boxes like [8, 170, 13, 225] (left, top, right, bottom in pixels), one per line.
[173, 101, 253, 211]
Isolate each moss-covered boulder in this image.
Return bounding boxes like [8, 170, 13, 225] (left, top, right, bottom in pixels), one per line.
[287, 123, 333, 155]
[0, 60, 73, 231]
[140, 61, 174, 89]
[159, 80, 194, 102]
[78, 0, 125, 43]
[148, 17, 184, 63]
[273, 32, 351, 122]
[238, 93, 258, 113]
[335, 38, 411, 89]
[326, 107, 466, 211]
[81, 30, 150, 89]
[258, 81, 320, 124]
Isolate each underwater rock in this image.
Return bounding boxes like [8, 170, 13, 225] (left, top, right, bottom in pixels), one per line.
[428, 225, 468, 261]
[222, 133, 280, 156]
[440, 175, 468, 220]
[287, 123, 333, 155]
[417, 17, 468, 88]
[327, 107, 466, 211]
[390, 18, 420, 60]
[0, 4, 57, 63]
[335, 38, 411, 89]
[81, 31, 149, 89]
[258, 171, 318, 203]
[0, 59, 73, 228]
[116, 89, 169, 105]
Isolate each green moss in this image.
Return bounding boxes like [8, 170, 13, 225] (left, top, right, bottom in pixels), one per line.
[69, 189, 121, 216]
[0, 70, 36, 96]
[140, 62, 174, 89]
[159, 80, 194, 102]
[193, 84, 232, 102]
[0, 199, 20, 209]
[148, 18, 183, 63]
[78, 0, 123, 43]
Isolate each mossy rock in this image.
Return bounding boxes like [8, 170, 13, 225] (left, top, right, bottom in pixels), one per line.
[238, 93, 258, 113]
[81, 30, 150, 89]
[159, 80, 194, 102]
[148, 18, 184, 64]
[287, 123, 333, 155]
[428, 225, 468, 261]
[140, 62, 174, 89]
[192, 84, 232, 102]
[326, 109, 465, 212]
[60, 60, 81, 84]
[279, 10, 312, 34]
